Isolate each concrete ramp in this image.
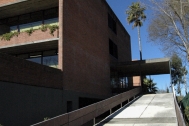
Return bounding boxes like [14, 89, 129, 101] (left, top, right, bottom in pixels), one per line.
[96, 94, 177, 126]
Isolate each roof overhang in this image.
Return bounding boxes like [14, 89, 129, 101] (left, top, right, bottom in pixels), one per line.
[0, 0, 58, 19]
[111, 58, 171, 76]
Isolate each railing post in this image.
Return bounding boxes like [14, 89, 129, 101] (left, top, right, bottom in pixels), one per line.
[93, 118, 95, 125]
[128, 99, 130, 103]
[121, 103, 122, 107]
[110, 108, 112, 114]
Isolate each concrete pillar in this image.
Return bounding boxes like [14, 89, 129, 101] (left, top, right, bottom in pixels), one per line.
[93, 118, 96, 125]
[58, 0, 64, 71]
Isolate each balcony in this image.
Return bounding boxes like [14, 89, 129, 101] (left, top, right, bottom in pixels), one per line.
[0, 27, 59, 55]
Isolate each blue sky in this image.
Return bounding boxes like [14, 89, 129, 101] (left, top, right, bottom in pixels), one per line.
[106, 0, 171, 91]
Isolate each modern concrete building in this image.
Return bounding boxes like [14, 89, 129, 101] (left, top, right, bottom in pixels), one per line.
[0, 0, 133, 125]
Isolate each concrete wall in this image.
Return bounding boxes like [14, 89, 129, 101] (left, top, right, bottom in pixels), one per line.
[0, 82, 108, 126]
[0, 81, 64, 126]
[61, 0, 131, 97]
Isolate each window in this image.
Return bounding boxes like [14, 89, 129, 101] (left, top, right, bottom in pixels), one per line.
[109, 39, 118, 59]
[108, 13, 116, 34]
[43, 50, 58, 68]
[44, 18, 58, 25]
[17, 49, 58, 68]
[10, 26, 18, 32]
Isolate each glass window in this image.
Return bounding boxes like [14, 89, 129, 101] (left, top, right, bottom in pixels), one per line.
[32, 21, 42, 30]
[27, 57, 42, 64]
[43, 55, 58, 68]
[20, 23, 33, 32]
[20, 21, 42, 32]
[44, 18, 58, 25]
[10, 26, 18, 32]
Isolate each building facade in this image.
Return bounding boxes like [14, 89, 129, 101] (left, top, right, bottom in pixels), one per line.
[0, 0, 131, 125]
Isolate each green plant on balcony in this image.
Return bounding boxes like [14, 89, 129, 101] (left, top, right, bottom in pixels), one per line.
[1, 31, 19, 41]
[40, 24, 59, 36]
[40, 24, 49, 32]
[0, 24, 59, 41]
[48, 25, 59, 36]
[44, 117, 50, 121]
[25, 28, 35, 36]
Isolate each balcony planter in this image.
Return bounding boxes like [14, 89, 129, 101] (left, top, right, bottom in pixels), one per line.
[0, 29, 59, 47]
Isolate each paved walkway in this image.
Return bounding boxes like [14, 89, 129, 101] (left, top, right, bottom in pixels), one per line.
[96, 94, 177, 126]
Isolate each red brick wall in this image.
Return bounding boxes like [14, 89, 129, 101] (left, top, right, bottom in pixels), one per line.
[61, 0, 131, 97]
[133, 76, 141, 86]
[0, 52, 63, 88]
[0, 0, 17, 5]
[108, 12, 131, 62]
[0, 29, 58, 47]
[62, 0, 111, 97]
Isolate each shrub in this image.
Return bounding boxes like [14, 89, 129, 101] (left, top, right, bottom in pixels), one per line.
[40, 25, 49, 32]
[48, 25, 59, 36]
[0, 24, 59, 41]
[185, 106, 189, 121]
[25, 28, 35, 36]
[1, 31, 19, 41]
[44, 117, 50, 121]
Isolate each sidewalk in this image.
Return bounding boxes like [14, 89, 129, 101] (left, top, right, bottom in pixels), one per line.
[96, 94, 177, 126]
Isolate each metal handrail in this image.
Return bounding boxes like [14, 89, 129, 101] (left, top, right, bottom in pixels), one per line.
[172, 84, 186, 126]
[31, 87, 142, 126]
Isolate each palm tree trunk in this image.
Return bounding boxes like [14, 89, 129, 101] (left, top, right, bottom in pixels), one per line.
[138, 26, 143, 90]
[137, 26, 142, 60]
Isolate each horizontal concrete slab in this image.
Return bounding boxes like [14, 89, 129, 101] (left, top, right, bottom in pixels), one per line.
[111, 58, 170, 76]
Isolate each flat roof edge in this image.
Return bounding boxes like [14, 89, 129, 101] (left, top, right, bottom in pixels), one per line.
[145, 58, 170, 63]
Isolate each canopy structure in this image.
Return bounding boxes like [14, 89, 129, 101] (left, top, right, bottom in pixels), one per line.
[111, 58, 171, 77]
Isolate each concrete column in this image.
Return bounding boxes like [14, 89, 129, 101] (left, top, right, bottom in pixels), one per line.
[58, 0, 64, 71]
[93, 118, 96, 125]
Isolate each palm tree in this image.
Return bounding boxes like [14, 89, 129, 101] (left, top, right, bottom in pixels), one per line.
[143, 77, 158, 93]
[126, 2, 146, 60]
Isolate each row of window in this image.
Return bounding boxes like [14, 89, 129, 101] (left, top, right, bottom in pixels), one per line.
[16, 50, 58, 68]
[10, 18, 58, 32]
[16, 39, 117, 68]
[111, 77, 129, 88]
[0, 7, 58, 26]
